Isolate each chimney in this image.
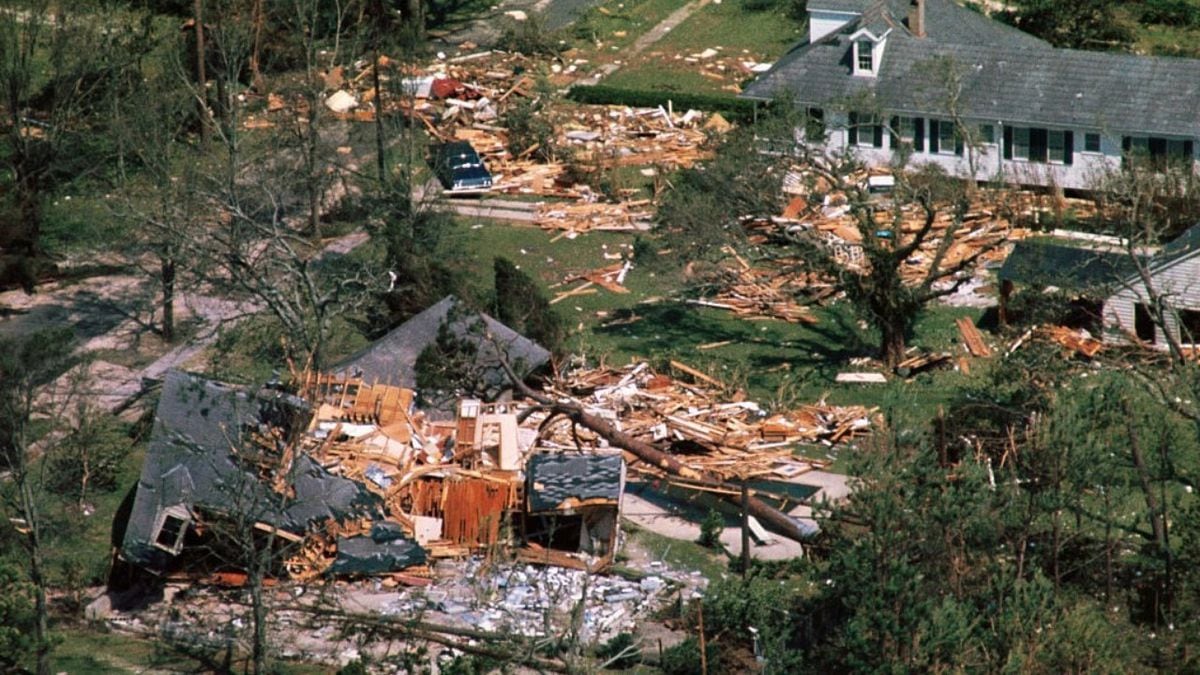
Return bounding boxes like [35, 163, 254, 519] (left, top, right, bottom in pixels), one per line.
[909, 0, 926, 38]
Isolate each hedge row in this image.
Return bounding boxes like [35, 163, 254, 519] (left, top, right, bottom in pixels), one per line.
[565, 84, 763, 123]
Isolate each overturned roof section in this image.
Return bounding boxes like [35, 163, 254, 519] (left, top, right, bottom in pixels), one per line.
[999, 240, 1142, 293]
[121, 370, 383, 573]
[333, 295, 551, 391]
[526, 452, 625, 512]
[744, 0, 1200, 138]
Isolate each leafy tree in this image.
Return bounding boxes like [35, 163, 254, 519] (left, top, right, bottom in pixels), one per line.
[0, 561, 36, 672]
[1000, 0, 1134, 50]
[46, 408, 130, 508]
[492, 257, 564, 354]
[0, 328, 75, 675]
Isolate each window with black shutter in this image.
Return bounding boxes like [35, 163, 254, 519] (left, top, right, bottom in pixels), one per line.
[1029, 128, 1048, 163]
[1003, 126, 1013, 160]
[848, 111, 858, 145]
[914, 118, 925, 152]
[929, 119, 940, 153]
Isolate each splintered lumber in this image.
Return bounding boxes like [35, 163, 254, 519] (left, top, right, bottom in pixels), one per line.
[669, 360, 722, 388]
[505, 364, 818, 543]
[956, 317, 992, 357]
[895, 352, 951, 377]
[1043, 325, 1104, 358]
[836, 372, 887, 384]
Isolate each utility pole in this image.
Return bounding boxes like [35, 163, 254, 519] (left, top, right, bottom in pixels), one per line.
[193, 0, 208, 144]
[741, 478, 751, 578]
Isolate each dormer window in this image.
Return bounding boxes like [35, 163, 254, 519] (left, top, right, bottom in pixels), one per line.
[857, 41, 874, 72]
[850, 28, 888, 77]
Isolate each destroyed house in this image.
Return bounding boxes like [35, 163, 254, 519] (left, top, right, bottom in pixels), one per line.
[332, 296, 551, 404]
[120, 367, 625, 583]
[522, 453, 625, 557]
[121, 370, 392, 575]
[998, 226, 1200, 348]
[743, 0, 1200, 190]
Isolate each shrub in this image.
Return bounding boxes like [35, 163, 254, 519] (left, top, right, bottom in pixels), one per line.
[505, 96, 560, 162]
[47, 413, 130, 503]
[492, 257, 565, 354]
[698, 507, 724, 548]
[595, 632, 641, 668]
[497, 14, 564, 56]
[660, 636, 720, 675]
[0, 562, 36, 671]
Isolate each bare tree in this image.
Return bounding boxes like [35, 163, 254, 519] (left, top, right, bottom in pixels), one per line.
[0, 328, 76, 675]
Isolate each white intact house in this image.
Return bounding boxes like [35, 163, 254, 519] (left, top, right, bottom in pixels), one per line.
[742, 0, 1200, 190]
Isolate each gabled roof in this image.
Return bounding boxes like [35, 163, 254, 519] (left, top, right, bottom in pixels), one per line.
[1149, 223, 1200, 272]
[121, 371, 383, 572]
[332, 295, 551, 392]
[743, 0, 1200, 137]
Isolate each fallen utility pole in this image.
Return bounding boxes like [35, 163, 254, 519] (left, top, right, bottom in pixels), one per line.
[500, 358, 814, 543]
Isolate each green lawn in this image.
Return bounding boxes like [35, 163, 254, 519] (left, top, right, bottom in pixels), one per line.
[48, 626, 331, 674]
[603, 0, 804, 96]
[451, 218, 990, 422]
[569, 0, 693, 55]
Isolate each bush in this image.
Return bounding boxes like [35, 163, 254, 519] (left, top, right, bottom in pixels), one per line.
[47, 413, 130, 502]
[566, 85, 761, 123]
[505, 96, 560, 163]
[0, 562, 36, 672]
[698, 507, 724, 548]
[1141, 0, 1200, 26]
[596, 632, 641, 668]
[497, 14, 564, 56]
[660, 636, 720, 675]
[492, 257, 565, 354]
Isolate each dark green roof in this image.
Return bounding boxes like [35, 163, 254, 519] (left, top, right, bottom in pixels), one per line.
[998, 240, 1140, 292]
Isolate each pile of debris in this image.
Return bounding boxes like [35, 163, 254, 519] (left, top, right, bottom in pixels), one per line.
[690, 246, 823, 323]
[381, 557, 686, 642]
[542, 361, 875, 482]
[243, 50, 729, 234]
[537, 200, 654, 233]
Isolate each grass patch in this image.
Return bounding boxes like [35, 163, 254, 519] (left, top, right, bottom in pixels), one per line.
[626, 521, 729, 581]
[47, 626, 329, 674]
[570, 0, 692, 54]
[449, 217, 989, 420]
[652, 0, 803, 56]
[602, 0, 804, 95]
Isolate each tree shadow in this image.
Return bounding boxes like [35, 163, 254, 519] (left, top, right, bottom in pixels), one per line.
[595, 301, 874, 368]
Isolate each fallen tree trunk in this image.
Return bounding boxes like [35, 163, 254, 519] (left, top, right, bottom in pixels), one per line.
[501, 359, 814, 543]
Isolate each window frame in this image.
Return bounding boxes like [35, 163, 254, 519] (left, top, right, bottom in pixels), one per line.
[856, 40, 874, 73]
[1012, 127, 1030, 161]
[1047, 130, 1066, 165]
[1084, 133, 1101, 154]
[936, 120, 957, 156]
[152, 506, 192, 555]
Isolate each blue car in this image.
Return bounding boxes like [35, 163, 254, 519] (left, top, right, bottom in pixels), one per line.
[433, 141, 493, 195]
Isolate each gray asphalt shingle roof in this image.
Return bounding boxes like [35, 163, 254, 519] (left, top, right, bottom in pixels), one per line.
[333, 296, 550, 392]
[526, 452, 624, 512]
[121, 371, 383, 572]
[744, 0, 1200, 137]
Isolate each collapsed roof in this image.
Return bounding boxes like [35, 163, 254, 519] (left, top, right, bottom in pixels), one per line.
[121, 371, 385, 574]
